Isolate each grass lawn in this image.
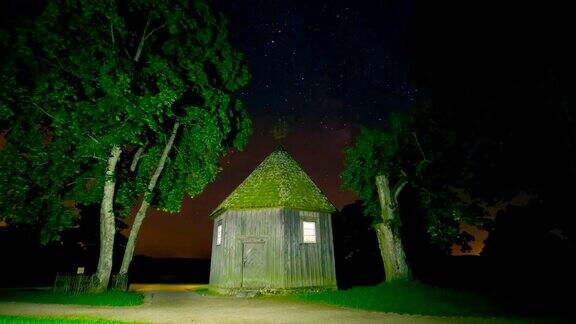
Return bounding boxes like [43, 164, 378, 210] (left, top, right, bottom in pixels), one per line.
[0, 315, 140, 323]
[0, 290, 144, 307]
[286, 281, 513, 318]
[191, 285, 219, 296]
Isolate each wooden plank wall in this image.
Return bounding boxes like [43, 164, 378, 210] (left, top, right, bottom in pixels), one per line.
[209, 208, 285, 289]
[282, 210, 337, 289]
[209, 208, 337, 290]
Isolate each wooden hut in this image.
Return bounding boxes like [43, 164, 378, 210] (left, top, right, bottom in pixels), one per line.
[209, 147, 337, 293]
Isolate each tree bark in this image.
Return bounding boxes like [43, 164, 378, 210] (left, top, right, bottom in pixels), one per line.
[95, 145, 122, 292]
[130, 146, 145, 172]
[117, 122, 180, 278]
[374, 175, 412, 281]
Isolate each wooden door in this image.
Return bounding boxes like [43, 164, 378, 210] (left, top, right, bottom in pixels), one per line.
[242, 242, 267, 288]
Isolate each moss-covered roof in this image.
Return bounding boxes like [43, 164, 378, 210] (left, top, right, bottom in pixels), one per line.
[210, 147, 336, 217]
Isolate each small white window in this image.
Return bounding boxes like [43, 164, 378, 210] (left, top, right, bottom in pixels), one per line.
[302, 221, 316, 243]
[216, 224, 222, 245]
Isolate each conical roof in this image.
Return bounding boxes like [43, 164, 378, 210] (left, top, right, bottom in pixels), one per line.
[210, 147, 336, 217]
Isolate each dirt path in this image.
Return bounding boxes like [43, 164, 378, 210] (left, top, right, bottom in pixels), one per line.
[0, 290, 538, 323]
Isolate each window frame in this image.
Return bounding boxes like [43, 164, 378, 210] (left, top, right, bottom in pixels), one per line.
[299, 211, 320, 244]
[302, 220, 317, 243]
[216, 221, 223, 246]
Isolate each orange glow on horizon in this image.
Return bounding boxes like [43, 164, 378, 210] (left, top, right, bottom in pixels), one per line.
[451, 223, 489, 256]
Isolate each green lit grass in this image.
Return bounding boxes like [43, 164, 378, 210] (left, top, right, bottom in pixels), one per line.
[0, 290, 144, 306]
[0, 315, 139, 323]
[192, 286, 212, 295]
[286, 281, 508, 317]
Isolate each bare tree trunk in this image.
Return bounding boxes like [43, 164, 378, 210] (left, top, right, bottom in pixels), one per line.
[375, 175, 412, 281]
[95, 146, 122, 292]
[117, 122, 180, 279]
[130, 146, 145, 172]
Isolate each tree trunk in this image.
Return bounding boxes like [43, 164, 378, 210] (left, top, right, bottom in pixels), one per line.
[375, 175, 412, 281]
[117, 122, 180, 279]
[95, 145, 122, 292]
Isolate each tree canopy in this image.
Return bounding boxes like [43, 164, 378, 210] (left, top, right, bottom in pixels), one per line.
[343, 71, 575, 256]
[0, 0, 252, 242]
[342, 109, 482, 254]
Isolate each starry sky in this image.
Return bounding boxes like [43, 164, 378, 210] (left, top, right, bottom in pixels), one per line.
[215, 0, 416, 129]
[132, 0, 423, 259]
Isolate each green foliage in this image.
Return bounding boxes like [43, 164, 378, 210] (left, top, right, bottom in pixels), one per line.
[1, 0, 251, 239]
[341, 120, 406, 220]
[212, 148, 335, 217]
[0, 289, 143, 306]
[342, 108, 482, 253]
[289, 281, 512, 318]
[0, 122, 81, 243]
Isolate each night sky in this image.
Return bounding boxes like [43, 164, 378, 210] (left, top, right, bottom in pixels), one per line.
[136, 0, 540, 258]
[131, 0, 425, 259]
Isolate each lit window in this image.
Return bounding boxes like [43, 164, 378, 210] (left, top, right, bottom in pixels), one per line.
[302, 221, 316, 243]
[216, 224, 222, 245]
